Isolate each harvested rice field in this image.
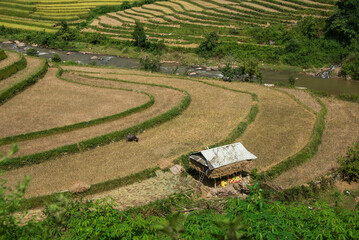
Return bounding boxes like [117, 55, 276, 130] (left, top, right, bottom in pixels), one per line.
[272, 98, 359, 188]
[203, 79, 317, 171]
[2, 65, 253, 197]
[0, 56, 43, 93]
[0, 59, 357, 202]
[0, 68, 150, 138]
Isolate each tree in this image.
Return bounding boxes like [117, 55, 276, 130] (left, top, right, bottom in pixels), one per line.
[326, 0, 359, 44]
[132, 21, 147, 48]
[197, 32, 219, 57]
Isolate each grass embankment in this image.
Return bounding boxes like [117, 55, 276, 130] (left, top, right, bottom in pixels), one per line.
[1, 66, 252, 198]
[0, 56, 48, 105]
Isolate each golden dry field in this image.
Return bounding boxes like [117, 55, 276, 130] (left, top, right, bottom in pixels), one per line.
[0, 61, 357, 199]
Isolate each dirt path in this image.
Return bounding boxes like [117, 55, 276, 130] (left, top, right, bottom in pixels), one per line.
[2, 67, 252, 198]
[0, 56, 43, 92]
[0, 68, 149, 139]
[272, 98, 359, 188]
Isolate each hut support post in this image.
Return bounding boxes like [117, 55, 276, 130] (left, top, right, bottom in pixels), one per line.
[214, 179, 216, 188]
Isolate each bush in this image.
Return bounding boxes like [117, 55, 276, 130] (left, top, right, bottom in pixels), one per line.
[341, 52, 359, 80]
[338, 143, 359, 183]
[288, 76, 296, 86]
[26, 48, 38, 57]
[140, 55, 161, 72]
[51, 54, 61, 63]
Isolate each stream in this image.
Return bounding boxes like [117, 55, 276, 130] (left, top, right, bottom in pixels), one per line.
[2, 42, 359, 95]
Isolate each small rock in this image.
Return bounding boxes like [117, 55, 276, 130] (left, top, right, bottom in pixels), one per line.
[3, 41, 13, 44]
[211, 66, 218, 71]
[264, 83, 274, 87]
[90, 56, 98, 60]
[32, 44, 38, 47]
[24, 47, 30, 51]
[66, 52, 72, 55]
[17, 42, 26, 47]
[188, 72, 196, 75]
[355, 196, 359, 202]
[69, 182, 90, 193]
[196, 67, 202, 70]
[14, 40, 20, 44]
[169, 165, 184, 175]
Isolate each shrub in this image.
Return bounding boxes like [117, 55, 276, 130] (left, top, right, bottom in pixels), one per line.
[140, 55, 161, 72]
[341, 52, 359, 80]
[338, 143, 359, 183]
[288, 76, 296, 86]
[26, 48, 38, 57]
[51, 54, 61, 63]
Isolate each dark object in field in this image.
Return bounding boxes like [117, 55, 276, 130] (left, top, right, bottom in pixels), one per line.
[126, 134, 139, 142]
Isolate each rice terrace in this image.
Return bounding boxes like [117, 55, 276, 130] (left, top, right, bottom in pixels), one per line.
[0, 0, 359, 238]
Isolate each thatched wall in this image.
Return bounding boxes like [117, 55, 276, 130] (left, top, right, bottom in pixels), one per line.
[189, 159, 253, 179]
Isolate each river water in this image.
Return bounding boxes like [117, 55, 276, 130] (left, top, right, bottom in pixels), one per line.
[2, 42, 359, 95]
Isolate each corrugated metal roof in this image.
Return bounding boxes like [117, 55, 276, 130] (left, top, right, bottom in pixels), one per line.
[190, 142, 257, 170]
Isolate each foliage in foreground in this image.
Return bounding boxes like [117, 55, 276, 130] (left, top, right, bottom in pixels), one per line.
[338, 143, 359, 183]
[1, 177, 359, 239]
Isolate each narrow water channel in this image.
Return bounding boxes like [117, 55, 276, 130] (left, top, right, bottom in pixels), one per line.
[2, 42, 359, 95]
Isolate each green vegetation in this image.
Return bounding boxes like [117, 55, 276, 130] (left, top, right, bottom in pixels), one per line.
[2, 175, 359, 239]
[139, 55, 161, 72]
[338, 143, 359, 183]
[132, 21, 147, 48]
[0, 53, 26, 81]
[25, 48, 38, 57]
[336, 93, 359, 103]
[288, 76, 296, 87]
[51, 53, 61, 63]
[0, 57, 47, 105]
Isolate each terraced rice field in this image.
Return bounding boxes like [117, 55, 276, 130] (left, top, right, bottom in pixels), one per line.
[0, 0, 127, 31]
[0, 60, 330, 199]
[88, 0, 338, 47]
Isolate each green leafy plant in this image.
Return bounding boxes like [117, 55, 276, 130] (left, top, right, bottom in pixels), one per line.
[338, 143, 359, 182]
[155, 212, 186, 239]
[51, 54, 61, 63]
[25, 48, 38, 57]
[140, 55, 161, 72]
[288, 76, 296, 86]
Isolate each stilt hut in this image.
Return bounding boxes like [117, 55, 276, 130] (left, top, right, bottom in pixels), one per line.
[189, 142, 257, 187]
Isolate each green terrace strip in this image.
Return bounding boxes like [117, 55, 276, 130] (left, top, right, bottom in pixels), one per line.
[0, 49, 7, 61]
[258, 94, 327, 181]
[0, 73, 191, 170]
[0, 57, 47, 105]
[21, 167, 159, 210]
[0, 53, 26, 81]
[0, 68, 155, 146]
